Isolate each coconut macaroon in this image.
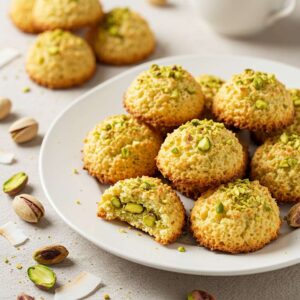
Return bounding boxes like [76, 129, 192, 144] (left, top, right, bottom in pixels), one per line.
[83, 115, 162, 184]
[26, 30, 96, 89]
[254, 89, 300, 143]
[98, 177, 185, 244]
[124, 64, 204, 131]
[213, 69, 294, 132]
[251, 132, 300, 202]
[87, 7, 155, 65]
[196, 74, 225, 112]
[32, 0, 103, 31]
[156, 119, 247, 199]
[10, 0, 37, 33]
[190, 179, 281, 253]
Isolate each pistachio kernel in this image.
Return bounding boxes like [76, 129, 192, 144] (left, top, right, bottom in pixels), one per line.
[171, 89, 179, 99]
[121, 147, 130, 158]
[171, 147, 179, 154]
[177, 246, 186, 252]
[3, 172, 28, 196]
[141, 181, 152, 190]
[198, 137, 211, 152]
[191, 120, 200, 126]
[255, 100, 268, 109]
[111, 196, 122, 208]
[143, 214, 157, 227]
[48, 46, 59, 55]
[27, 264, 56, 290]
[33, 245, 69, 265]
[124, 203, 144, 214]
[294, 99, 300, 107]
[216, 202, 224, 214]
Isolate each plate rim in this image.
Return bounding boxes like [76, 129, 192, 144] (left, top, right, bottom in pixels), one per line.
[39, 54, 300, 276]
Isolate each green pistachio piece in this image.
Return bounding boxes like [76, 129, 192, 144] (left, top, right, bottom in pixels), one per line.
[141, 181, 152, 190]
[108, 26, 119, 36]
[105, 124, 112, 130]
[171, 89, 179, 99]
[48, 47, 59, 55]
[279, 159, 290, 168]
[143, 214, 157, 227]
[255, 100, 268, 109]
[121, 147, 130, 158]
[171, 147, 179, 154]
[177, 246, 186, 252]
[280, 133, 289, 144]
[294, 99, 300, 107]
[198, 137, 211, 152]
[191, 120, 200, 126]
[3, 172, 28, 196]
[186, 87, 196, 95]
[216, 202, 224, 214]
[27, 264, 56, 290]
[253, 77, 264, 90]
[288, 157, 298, 167]
[111, 196, 122, 208]
[124, 203, 144, 214]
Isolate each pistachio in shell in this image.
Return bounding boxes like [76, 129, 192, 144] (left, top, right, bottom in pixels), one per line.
[9, 117, 38, 144]
[27, 264, 56, 290]
[187, 290, 216, 300]
[33, 245, 69, 265]
[286, 202, 300, 228]
[3, 172, 28, 196]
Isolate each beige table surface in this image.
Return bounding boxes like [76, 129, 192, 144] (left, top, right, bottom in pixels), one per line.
[1, 1, 300, 299]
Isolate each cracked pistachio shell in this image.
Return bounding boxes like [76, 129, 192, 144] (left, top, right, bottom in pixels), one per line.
[286, 202, 300, 228]
[187, 290, 216, 300]
[33, 244, 69, 265]
[9, 117, 38, 143]
[27, 264, 56, 290]
[3, 172, 28, 196]
[0, 97, 12, 120]
[13, 194, 44, 223]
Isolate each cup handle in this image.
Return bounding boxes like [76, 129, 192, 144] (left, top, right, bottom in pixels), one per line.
[266, 0, 296, 25]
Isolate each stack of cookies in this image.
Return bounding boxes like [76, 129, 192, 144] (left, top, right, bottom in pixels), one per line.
[83, 64, 300, 253]
[10, 1, 156, 88]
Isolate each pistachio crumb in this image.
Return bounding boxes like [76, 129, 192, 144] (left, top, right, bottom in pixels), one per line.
[16, 263, 23, 270]
[104, 294, 111, 300]
[177, 246, 186, 252]
[255, 100, 268, 110]
[4, 258, 9, 264]
[171, 147, 179, 154]
[76, 200, 81, 205]
[22, 87, 31, 93]
[216, 202, 224, 214]
[73, 168, 79, 174]
[119, 228, 127, 233]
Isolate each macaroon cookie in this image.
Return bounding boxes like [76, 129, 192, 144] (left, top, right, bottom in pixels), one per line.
[124, 64, 204, 132]
[212, 69, 294, 132]
[251, 132, 300, 202]
[196, 74, 224, 112]
[87, 7, 155, 65]
[33, 0, 103, 31]
[26, 30, 96, 89]
[156, 119, 247, 199]
[83, 114, 162, 184]
[98, 176, 185, 245]
[10, 0, 37, 33]
[190, 179, 281, 253]
[254, 89, 300, 143]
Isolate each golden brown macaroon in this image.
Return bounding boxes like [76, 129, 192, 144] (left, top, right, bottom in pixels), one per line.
[98, 176, 185, 245]
[156, 119, 247, 199]
[10, 0, 37, 33]
[124, 64, 204, 132]
[33, 0, 103, 31]
[83, 114, 162, 184]
[213, 69, 294, 132]
[254, 89, 300, 143]
[251, 132, 300, 202]
[26, 29, 96, 89]
[87, 7, 155, 65]
[190, 179, 281, 253]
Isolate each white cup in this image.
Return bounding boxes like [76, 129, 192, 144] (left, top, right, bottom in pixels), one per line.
[190, 0, 296, 36]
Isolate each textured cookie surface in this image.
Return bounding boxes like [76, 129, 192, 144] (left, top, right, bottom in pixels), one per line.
[83, 115, 162, 184]
[196, 74, 224, 111]
[26, 30, 96, 89]
[33, 0, 103, 31]
[87, 7, 155, 65]
[98, 176, 185, 244]
[213, 69, 294, 132]
[190, 179, 281, 253]
[10, 0, 36, 33]
[124, 64, 204, 131]
[254, 89, 300, 143]
[156, 119, 247, 199]
[251, 132, 300, 202]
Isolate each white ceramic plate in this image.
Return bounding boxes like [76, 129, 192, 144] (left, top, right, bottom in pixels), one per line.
[40, 55, 300, 276]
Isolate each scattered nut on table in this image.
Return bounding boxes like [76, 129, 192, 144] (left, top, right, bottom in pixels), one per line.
[0, 97, 12, 120]
[9, 117, 38, 144]
[27, 264, 56, 290]
[148, 0, 167, 6]
[12, 194, 44, 223]
[187, 290, 216, 300]
[3, 172, 28, 196]
[33, 244, 69, 265]
[17, 293, 35, 300]
[286, 202, 300, 228]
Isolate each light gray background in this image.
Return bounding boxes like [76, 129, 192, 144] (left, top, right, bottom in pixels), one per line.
[1, 0, 300, 299]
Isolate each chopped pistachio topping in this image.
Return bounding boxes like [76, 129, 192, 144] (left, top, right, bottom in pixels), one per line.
[150, 64, 185, 80]
[255, 100, 268, 110]
[105, 124, 112, 130]
[141, 181, 152, 190]
[278, 157, 297, 168]
[216, 202, 224, 214]
[111, 196, 122, 208]
[104, 295, 111, 300]
[121, 147, 130, 158]
[177, 246, 186, 252]
[171, 89, 179, 99]
[279, 133, 300, 149]
[290, 89, 300, 107]
[104, 8, 131, 37]
[171, 147, 179, 154]
[198, 137, 211, 152]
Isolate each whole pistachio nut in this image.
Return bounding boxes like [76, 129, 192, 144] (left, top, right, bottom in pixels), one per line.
[27, 264, 56, 290]
[187, 290, 216, 300]
[33, 244, 69, 265]
[3, 172, 28, 196]
[9, 117, 38, 144]
[286, 202, 300, 228]
[17, 293, 35, 300]
[148, 0, 167, 5]
[12, 194, 44, 223]
[0, 97, 12, 120]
